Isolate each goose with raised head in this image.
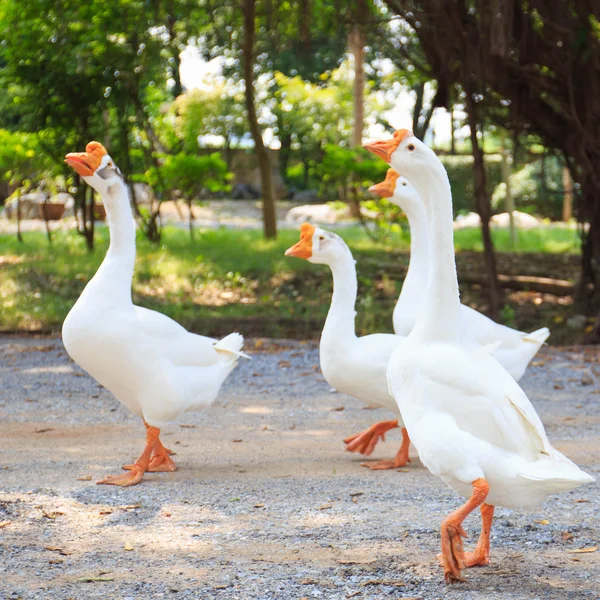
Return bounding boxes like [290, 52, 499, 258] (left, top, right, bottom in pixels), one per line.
[365, 131, 593, 583]
[63, 142, 246, 487]
[370, 168, 549, 382]
[285, 223, 412, 470]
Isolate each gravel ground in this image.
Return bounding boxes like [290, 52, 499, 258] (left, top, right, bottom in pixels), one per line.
[1, 336, 599, 600]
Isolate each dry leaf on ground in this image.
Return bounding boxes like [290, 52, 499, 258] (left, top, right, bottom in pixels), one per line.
[45, 546, 72, 556]
[567, 546, 597, 553]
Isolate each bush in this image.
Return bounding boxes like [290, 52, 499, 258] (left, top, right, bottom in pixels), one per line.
[317, 145, 389, 201]
[143, 152, 232, 200]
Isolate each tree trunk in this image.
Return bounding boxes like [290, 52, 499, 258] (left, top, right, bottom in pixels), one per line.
[349, 24, 365, 147]
[166, 0, 183, 98]
[16, 192, 22, 243]
[501, 146, 516, 249]
[450, 106, 456, 154]
[577, 172, 600, 340]
[242, 0, 277, 239]
[466, 91, 502, 319]
[562, 166, 573, 222]
[412, 82, 435, 141]
[279, 130, 292, 184]
[83, 186, 95, 251]
[187, 197, 194, 241]
[42, 197, 52, 245]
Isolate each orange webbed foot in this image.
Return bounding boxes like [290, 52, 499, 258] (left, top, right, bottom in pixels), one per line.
[463, 549, 490, 568]
[106, 421, 161, 486]
[122, 451, 177, 473]
[439, 479, 491, 584]
[360, 429, 411, 470]
[97, 466, 145, 487]
[360, 457, 411, 470]
[343, 420, 399, 456]
[441, 520, 467, 583]
[147, 451, 177, 472]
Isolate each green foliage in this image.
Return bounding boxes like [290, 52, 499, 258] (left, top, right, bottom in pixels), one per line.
[173, 86, 248, 153]
[317, 145, 389, 199]
[0, 0, 202, 215]
[145, 152, 231, 199]
[0, 130, 54, 193]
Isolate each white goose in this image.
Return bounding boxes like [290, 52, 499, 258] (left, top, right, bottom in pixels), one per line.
[285, 223, 411, 470]
[370, 168, 549, 382]
[365, 131, 593, 583]
[63, 142, 246, 487]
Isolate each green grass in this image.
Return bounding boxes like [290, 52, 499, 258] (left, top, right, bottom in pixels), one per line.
[0, 224, 581, 336]
[453, 225, 581, 254]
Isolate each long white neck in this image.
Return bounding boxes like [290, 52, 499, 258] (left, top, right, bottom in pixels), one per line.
[321, 249, 358, 346]
[397, 194, 430, 307]
[86, 179, 136, 305]
[409, 166, 462, 342]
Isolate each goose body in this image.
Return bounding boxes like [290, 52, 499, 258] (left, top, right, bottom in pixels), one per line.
[63, 142, 244, 486]
[285, 224, 411, 469]
[390, 339, 591, 510]
[365, 130, 593, 582]
[371, 170, 549, 382]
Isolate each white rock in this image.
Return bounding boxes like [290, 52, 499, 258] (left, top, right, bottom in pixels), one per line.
[285, 204, 343, 224]
[454, 211, 481, 229]
[491, 211, 540, 229]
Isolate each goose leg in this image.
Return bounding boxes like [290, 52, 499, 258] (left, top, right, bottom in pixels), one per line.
[361, 428, 411, 470]
[343, 420, 399, 455]
[122, 421, 177, 472]
[440, 478, 490, 583]
[146, 436, 177, 472]
[463, 503, 495, 567]
[98, 425, 160, 486]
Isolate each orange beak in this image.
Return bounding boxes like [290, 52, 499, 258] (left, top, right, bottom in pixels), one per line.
[363, 129, 414, 163]
[65, 141, 107, 177]
[369, 169, 400, 198]
[285, 222, 315, 259]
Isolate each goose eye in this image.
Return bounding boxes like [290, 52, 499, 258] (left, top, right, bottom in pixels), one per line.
[407, 144, 415, 151]
[402, 182, 407, 186]
[319, 235, 325, 241]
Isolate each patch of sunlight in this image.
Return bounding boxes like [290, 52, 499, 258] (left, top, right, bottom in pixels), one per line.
[19, 365, 75, 375]
[294, 512, 357, 528]
[239, 406, 273, 415]
[302, 429, 339, 437]
[0, 255, 23, 266]
[543, 240, 579, 253]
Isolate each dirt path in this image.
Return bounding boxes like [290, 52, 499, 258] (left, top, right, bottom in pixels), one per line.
[1, 336, 599, 599]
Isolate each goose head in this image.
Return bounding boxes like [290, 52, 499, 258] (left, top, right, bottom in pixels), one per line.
[369, 168, 420, 213]
[65, 141, 124, 197]
[363, 130, 439, 182]
[285, 223, 350, 266]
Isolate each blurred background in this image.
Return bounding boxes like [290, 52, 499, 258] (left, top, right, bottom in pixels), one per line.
[0, 1, 598, 343]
